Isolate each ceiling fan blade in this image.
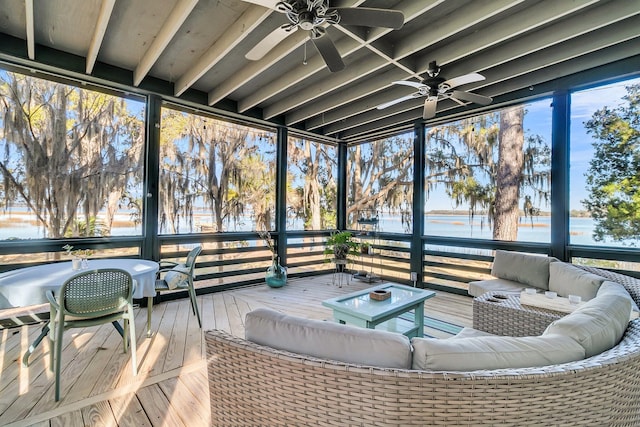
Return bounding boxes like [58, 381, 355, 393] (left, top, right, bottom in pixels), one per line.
[311, 32, 345, 72]
[451, 90, 493, 105]
[377, 93, 419, 110]
[392, 80, 425, 89]
[246, 25, 296, 61]
[423, 96, 438, 119]
[331, 7, 405, 30]
[448, 96, 466, 106]
[442, 73, 485, 89]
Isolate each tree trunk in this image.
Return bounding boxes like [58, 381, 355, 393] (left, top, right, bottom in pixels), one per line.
[304, 140, 322, 230]
[493, 106, 524, 240]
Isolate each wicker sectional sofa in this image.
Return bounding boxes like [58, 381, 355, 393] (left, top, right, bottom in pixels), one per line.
[205, 266, 640, 426]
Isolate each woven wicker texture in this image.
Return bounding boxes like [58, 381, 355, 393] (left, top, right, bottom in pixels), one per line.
[473, 293, 563, 336]
[206, 322, 640, 426]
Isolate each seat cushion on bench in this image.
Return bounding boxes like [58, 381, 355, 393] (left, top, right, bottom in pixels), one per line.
[491, 250, 556, 290]
[451, 327, 495, 339]
[467, 278, 528, 297]
[544, 294, 631, 358]
[244, 308, 412, 369]
[411, 334, 585, 371]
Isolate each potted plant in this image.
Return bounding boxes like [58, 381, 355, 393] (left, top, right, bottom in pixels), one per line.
[324, 231, 360, 263]
[360, 242, 371, 255]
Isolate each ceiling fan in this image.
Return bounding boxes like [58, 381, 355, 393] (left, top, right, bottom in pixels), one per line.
[242, 0, 404, 72]
[377, 61, 493, 119]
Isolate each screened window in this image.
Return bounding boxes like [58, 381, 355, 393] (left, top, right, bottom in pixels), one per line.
[286, 135, 337, 230]
[423, 101, 552, 242]
[569, 77, 640, 248]
[347, 133, 414, 234]
[0, 68, 145, 240]
[158, 106, 277, 233]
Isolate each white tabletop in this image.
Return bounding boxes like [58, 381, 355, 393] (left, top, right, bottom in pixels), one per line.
[0, 259, 159, 309]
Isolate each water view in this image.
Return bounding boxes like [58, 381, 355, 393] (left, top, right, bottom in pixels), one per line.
[1, 207, 631, 248]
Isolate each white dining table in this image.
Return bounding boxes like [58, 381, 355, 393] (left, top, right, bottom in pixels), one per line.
[0, 258, 159, 309]
[0, 258, 160, 366]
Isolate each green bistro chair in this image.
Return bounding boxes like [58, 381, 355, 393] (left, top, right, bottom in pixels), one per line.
[47, 268, 137, 401]
[147, 246, 202, 336]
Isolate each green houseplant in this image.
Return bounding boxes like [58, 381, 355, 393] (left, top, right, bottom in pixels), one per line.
[324, 231, 360, 262]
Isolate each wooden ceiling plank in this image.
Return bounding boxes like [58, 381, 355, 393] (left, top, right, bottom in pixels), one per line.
[207, 29, 309, 106]
[395, 0, 526, 59]
[416, 0, 599, 70]
[237, 37, 363, 113]
[86, 0, 116, 75]
[174, 5, 273, 97]
[133, 0, 199, 86]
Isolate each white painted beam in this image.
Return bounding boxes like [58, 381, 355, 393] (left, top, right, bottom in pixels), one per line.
[86, 0, 116, 74]
[25, 0, 34, 59]
[133, 0, 199, 86]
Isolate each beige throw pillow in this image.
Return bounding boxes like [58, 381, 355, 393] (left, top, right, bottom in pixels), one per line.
[164, 264, 190, 289]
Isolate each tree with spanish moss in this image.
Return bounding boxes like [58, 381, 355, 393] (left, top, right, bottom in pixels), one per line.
[583, 83, 640, 245]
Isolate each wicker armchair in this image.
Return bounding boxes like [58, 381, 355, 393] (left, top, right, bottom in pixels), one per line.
[205, 265, 640, 426]
[47, 268, 137, 401]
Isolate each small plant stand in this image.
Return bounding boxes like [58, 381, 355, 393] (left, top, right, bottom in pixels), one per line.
[353, 209, 381, 283]
[332, 258, 350, 288]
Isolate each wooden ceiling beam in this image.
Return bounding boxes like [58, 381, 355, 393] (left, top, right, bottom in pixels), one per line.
[24, 0, 34, 60]
[86, 0, 116, 75]
[133, 0, 198, 86]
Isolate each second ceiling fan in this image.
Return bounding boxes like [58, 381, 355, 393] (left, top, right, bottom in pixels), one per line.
[242, 0, 404, 72]
[378, 61, 493, 119]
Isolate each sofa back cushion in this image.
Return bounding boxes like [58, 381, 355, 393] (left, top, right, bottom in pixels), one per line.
[548, 262, 604, 300]
[411, 334, 585, 371]
[598, 280, 640, 313]
[544, 294, 631, 358]
[245, 308, 412, 369]
[491, 250, 555, 290]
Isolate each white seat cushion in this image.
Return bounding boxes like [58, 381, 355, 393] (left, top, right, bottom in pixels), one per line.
[468, 278, 527, 297]
[411, 334, 585, 371]
[245, 308, 412, 369]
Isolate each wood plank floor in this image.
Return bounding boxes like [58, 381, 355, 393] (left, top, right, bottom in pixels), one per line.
[0, 275, 473, 427]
